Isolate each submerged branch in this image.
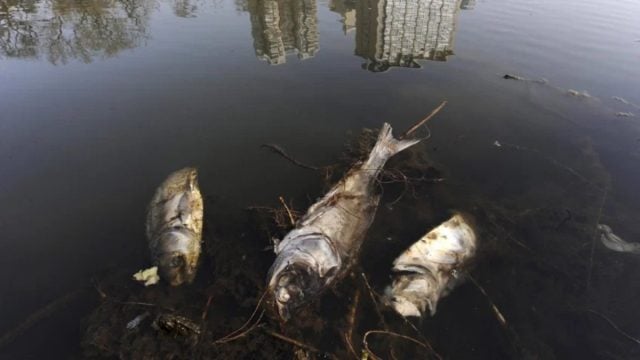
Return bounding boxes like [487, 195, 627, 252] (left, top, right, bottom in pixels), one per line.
[213, 290, 267, 344]
[261, 144, 323, 171]
[469, 276, 507, 327]
[344, 288, 361, 359]
[278, 196, 296, 226]
[0, 289, 83, 349]
[362, 330, 439, 360]
[585, 309, 640, 345]
[265, 329, 319, 353]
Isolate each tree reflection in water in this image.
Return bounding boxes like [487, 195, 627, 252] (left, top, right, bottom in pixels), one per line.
[0, 0, 154, 63]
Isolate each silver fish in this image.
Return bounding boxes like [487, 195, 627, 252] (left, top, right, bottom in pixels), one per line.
[267, 123, 420, 320]
[384, 214, 477, 318]
[146, 167, 204, 286]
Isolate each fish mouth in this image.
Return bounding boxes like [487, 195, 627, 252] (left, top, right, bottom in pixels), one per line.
[156, 249, 198, 286]
[154, 229, 199, 286]
[269, 262, 321, 321]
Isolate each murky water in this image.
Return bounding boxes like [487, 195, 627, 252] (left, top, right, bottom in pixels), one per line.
[1, 0, 639, 358]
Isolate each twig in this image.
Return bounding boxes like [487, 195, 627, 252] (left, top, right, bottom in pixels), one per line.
[265, 329, 319, 353]
[278, 196, 296, 226]
[362, 330, 436, 360]
[469, 275, 524, 357]
[201, 295, 214, 321]
[360, 273, 388, 330]
[92, 279, 107, 299]
[247, 205, 297, 230]
[469, 276, 507, 327]
[585, 309, 640, 345]
[117, 301, 160, 308]
[498, 142, 599, 189]
[213, 290, 268, 344]
[360, 274, 440, 359]
[0, 289, 83, 349]
[92, 278, 166, 309]
[261, 144, 322, 171]
[215, 311, 265, 343]
[344, 289, 361, 359]
[400, 101, 447, 139]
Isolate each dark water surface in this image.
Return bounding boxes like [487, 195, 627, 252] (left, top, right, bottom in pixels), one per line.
[1, 0, 640, 358]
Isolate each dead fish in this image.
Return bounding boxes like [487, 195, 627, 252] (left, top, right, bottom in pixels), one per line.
[598, 224, 640, 254]
[146, 168, 204, 286]
[384, 214, 477, 318]
[266, 123, 420, 321]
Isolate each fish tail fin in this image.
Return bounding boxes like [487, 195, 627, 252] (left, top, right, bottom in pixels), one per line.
[375, 123, 421, 157]
[366, 123, 420, 169]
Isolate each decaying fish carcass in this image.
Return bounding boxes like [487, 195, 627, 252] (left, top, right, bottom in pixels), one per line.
[266, 123, 421, 321]
[384, 213, 477, 318]
[146, 167, 204, 286]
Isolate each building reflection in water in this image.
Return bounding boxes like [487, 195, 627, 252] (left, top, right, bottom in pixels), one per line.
[0, 0, 153, 64]
[460, 0, 475, 10]
[246, 0, 318, 65]
[332, 0, 470, 72]
[329, 0, 355, 34]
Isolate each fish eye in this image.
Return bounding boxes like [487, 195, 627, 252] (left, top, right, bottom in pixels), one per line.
[170, 255, 185, 268]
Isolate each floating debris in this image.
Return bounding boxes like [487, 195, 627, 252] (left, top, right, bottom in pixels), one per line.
[493, 140, 502, 148]
[153, 313, 201, 338]
[566, 89, 592, 99]
[126, 312, 150, 330]
[598, 224, 640, 254]
[502, 74, 548, 84]
[615, 112, 635, 118]
[132, 266, 160, 286]
[612, 96, 630, 105]
[146, 167, 204, 286]
[503, 74, 525, 81]
[384, 213, 477, 318]
[266, 123, 423, 321]
[612, 96, 640, 110]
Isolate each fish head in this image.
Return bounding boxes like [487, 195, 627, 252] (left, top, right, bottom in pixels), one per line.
[267, 233, 341, 321]
[384, 275, 435, 318]
[154, 229, 199, 286]
[271, 262, 322, 321]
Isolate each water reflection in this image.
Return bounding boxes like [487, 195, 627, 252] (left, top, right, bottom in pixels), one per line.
[246, 0, 319, 65]
[460, 0, 475, 10]
[172, 0, 197, 17]
[328, 0, 473, 72]
[352, 0, 463, 72]
[0, 0, 153, 64]
[329, 0, 355, 34]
